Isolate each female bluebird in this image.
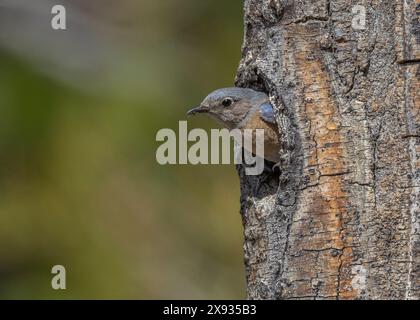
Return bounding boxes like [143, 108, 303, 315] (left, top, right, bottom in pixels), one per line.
[187, 87, 280, 163]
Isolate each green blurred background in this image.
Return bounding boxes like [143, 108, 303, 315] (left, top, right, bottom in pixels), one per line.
[0, 0, 245, 299]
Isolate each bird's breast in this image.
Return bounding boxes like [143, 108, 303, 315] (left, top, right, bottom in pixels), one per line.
[238, 109, 281, 163]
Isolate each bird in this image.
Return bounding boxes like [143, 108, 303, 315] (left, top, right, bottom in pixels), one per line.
[187, 87, 280, 163]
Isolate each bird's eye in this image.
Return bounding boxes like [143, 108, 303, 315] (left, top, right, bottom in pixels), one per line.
[222, 97, 233, 107]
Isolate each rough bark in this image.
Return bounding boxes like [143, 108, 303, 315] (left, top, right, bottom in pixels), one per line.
[235, 0, 419, 299]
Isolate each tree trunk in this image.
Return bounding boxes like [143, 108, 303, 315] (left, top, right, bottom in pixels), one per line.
[235, 0, 419, 299]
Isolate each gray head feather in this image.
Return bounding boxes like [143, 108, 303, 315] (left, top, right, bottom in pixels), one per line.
[187, 87, 268, 129]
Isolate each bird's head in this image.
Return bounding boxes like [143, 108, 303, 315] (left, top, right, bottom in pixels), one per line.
[187, 87, 268, 129]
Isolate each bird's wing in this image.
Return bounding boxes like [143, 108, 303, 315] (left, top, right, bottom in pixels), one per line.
[259, 102, 276, 124]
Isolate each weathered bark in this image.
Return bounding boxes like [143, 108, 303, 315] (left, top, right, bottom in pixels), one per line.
[235, 0, 419, 299]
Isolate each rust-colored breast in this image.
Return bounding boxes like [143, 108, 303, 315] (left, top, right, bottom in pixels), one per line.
[241, 110, 281, 163]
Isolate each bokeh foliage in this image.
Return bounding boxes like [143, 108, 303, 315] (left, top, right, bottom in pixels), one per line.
[0, 0, 245, 299]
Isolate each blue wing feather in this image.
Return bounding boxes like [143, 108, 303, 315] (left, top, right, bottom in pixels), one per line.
[259, 103, 276, 124]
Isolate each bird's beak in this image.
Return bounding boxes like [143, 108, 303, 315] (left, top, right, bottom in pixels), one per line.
[187, 105, 210, 116]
